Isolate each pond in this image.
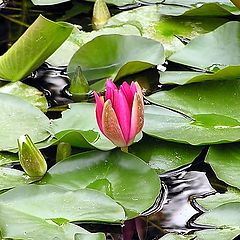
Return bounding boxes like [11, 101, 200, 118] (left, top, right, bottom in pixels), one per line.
[0, 0, 240, 240]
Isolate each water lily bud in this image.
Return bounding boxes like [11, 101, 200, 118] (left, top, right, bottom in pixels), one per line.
[230, 0, 240, 8]
[94, 80, 144, 148]
[92, 0, 111, 30]
[17, 134, 47, 177]
[56, 142, 72, 162]
[69, 66, 90, 94]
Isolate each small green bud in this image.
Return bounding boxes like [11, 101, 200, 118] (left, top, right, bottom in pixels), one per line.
[92, 0, 111, 30]
[17, 134, 47, 177]
[56, 142, 72, 162]
[69, 66, 90, 95]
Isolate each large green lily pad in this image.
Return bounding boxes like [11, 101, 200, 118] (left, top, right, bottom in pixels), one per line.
[0, 93, 51, 151]
[169, 21, 240, 70]
[144, 80, 240, 145]
[0, 204, 106, 240]
[42, 150, 160, 218]
[106, 5, 229, 57]
[67, 34, 164, 85]
[0, 184, 125, 222]
[195, 203, 240, 239]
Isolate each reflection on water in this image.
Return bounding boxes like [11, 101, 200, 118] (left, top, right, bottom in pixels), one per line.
[149, 169, 216, 234]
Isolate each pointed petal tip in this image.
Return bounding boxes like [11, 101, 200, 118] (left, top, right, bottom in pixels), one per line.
[106, 79, 117, 90]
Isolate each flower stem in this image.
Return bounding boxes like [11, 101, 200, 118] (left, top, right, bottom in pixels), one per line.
[121, 146, 128, 153]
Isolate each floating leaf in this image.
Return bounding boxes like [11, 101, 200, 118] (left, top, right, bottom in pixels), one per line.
[130, 136, 202, 173]
[0, 93, 51, 151]
[0, 167, 37, 190]
[145, 80, 240, 145]
[0, 204, 105, 240]
[197, 188, 240, 210]
[195, 228, 240, 240]
[0, 152, 19, 166]
[106, 4, 229, 57]
[74, 233, 106, 240]
[160, 66, 240, 85]
[0, 185, 125, 222]
[42, 150, 160, 218]
[169, 21, 240, 70]
[0, 15, 73, 81]
[195, 203, 240, 239]
[68, 34, 164, 85]
[159, 233, 194, 240]
[205, 143, 240, 189]
[0, 81, 48, 112]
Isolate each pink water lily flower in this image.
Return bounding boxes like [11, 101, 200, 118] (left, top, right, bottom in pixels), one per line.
[94, 80, 144, 148]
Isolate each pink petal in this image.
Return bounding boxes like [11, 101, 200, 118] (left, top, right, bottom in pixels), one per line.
[106, 79, 117, 102]
[128, 93, 144, 144]
[113, 88, 131, 143]
[102, 100, 126, 147]
[106, 79, 117, 90]
[120, 82, 134, 108]
[94, 92, 104, 133]
[130, 81, 137, 96]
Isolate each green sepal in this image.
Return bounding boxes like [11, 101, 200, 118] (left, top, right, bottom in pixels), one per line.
[17, 134, 47, 177]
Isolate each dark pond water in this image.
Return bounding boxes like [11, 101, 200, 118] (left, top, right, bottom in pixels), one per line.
[0, 1, 228, 240]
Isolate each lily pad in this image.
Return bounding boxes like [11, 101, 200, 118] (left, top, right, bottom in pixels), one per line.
[169, 21, 240, 70]
[205, 143, 240, 189]
[195, 228, 240, 240]
[0, 184, 125, 222]
[0, 81, 48, 112]
[197, 188, 240, 210]
[0, 152, 19, 166]
[48, 25, 141, 66]
[0, 204, 105, 240]
[159, 233, 194, 240]
[0, 167, 37, 191]
[160, 66, 240, 85]
[195, 202, 240, 239]
[130, 136, 202, 173]
[144, 80, 240, 145]
[106, 4, 229, 57]
[0, 15, 73, 81]
[52, 103, 115, 150]
[74, 233, 105, 240]
[67, 34, 164, 85]
[42, 150, 161, 218]
[0, 93, 51, 151]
